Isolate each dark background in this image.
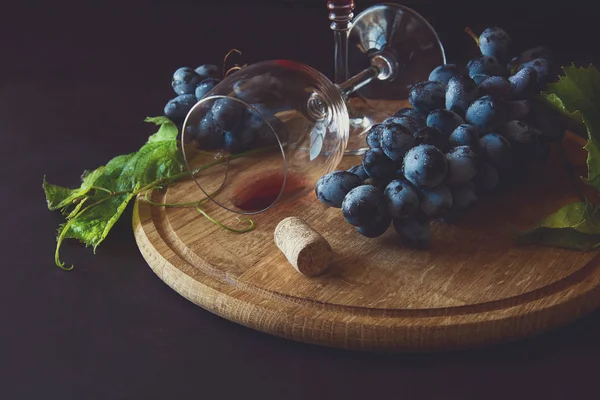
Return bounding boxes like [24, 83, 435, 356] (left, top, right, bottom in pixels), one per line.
[1, 1, 598, 399]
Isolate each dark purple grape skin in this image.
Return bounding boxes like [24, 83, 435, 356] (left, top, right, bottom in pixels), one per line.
[341, 185, 387, 227]
[383, 115, 422, 134]
[518, 58, 551, 85]
[362, 148, 397, 180]
[383, 179, 420, 218]
[509, 66, 539, 99]
[449, 124, 480, 148]
[414, 127, 450, 152]
[172, 67, 201, 95]
[465, 95, 506, 131]
[315, 170, 363, 208]
[379, 123, 416, 162]
[478, 76, 511, 99]
[393, 108, 427, 125]
[195, 78, 220, 101]
[426, 109, 465, 136]
[428, 64, 468, 85]
[450, 181, 478, 209]
[223, 124, 256, 154]
[366, 124, 384, 149]
[473, 162, 500, 192]
[356, 214, 392, 238]
[471, 74, 490, 85]
[419, 184, 452, 218]
[479, 27, 511, 61]
[195, 64, 220, 80]
[507, 46, 552, 73]
[164, 94, 198, 121]
[393, 213, 431, 249]
[526, 101, 565, 142]
[408, 81, 447, 114]
[445, 76, 479, 117]
[194, 110, 223, 149]
[347, 164, 369, 181]
[480, 133, 512, 169]
[211, 98, 246, 131]
[501, 120, 538, 144]
[445, 145, 479, 185]
[506, 99, 532, 120]
[467, 55, 506, 78]
[402, 144, 448, 188]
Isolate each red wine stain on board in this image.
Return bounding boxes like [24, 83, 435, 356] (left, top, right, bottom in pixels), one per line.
[231, 171, 309, 212]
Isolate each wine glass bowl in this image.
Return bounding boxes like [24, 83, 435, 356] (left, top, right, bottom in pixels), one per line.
[181, 60, 350, 215]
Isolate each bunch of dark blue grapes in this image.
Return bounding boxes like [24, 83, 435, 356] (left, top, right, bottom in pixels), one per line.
[315, 26, 565, 248]
[163, 64, 287, 154]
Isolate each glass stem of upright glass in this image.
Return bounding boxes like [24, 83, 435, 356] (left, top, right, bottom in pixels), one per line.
[328, 0, 354, 84]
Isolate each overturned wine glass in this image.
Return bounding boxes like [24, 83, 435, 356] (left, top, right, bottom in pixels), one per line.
[181, 4, 446, 214]
[327, 1, 446, 154]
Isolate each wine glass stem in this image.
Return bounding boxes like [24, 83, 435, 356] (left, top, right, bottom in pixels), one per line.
[328, 1, 354, 84]
[337, 66, 378, 98]
[333, 30, 349, 84]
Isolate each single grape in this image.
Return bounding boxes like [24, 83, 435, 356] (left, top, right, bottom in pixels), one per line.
[479, 27, 511, 61]
[362, 148, 397, 180]
[223, 124, 256, 154]
[195, 64, 220, 80]
[509, 66, 538, 98]
[445, 76, 479, 117]
[380, 123, 416, 162]
[195, 78, 220, 101]
[383, 115, 423, 134]
[501, 120, 538, 144]
[366, 124, 384, 149]
[393, 108, 427, 125]
[506, 99, 532, 120]
[473, 162, 500, 192]
[450, 181, 478, 209]
[428, 64, 468, 85]
[211, 98, 246, 131]
[446, 145, 479, 184]
[419, 184, 452, 218]
[356, 214, 392, 238]
[172, 67, 201, 95]
[315, 170, 363, 208]
[449, 124, 480, 148]
[507, 46, 552, 73]
[195, 111, 224, 149]
[384, 179, 420, 218]
[479, 133, 512, 169]
[347, 164, 369, 181]
[465, 95, 506, 131]
[402, 144, 448, 188]
[341, 185, 387, 227]
[426, 109, 465, 136]
[164, 94, 198, 121]
[518, 58, 550, 85]
[393, 213, 431, 249]
[467, 55, 506, 78]
[408, 81, 446, 114]
[478, 76, 511, 99]
[414, 126, 450, 152]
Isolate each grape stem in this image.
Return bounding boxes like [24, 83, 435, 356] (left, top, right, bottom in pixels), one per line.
[464, 27, 480, 46]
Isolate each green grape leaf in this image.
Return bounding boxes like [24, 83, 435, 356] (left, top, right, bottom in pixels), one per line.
[542, 64, 600, 190]
[515, 202, 600, 251]
[44, 117, 187, 269]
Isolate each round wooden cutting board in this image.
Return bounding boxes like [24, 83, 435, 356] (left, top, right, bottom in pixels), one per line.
[132, 104, 600, 352]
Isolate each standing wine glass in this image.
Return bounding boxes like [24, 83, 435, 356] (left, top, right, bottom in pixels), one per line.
[327, 1, 447, 155]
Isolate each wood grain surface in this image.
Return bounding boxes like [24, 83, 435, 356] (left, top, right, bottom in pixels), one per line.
[132, 101, 600, 352]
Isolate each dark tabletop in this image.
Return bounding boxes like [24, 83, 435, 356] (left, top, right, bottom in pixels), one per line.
[2, 0, 599, 399]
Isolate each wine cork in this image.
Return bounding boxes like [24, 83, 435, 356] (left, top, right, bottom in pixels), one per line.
[274, 217, 333, 277]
